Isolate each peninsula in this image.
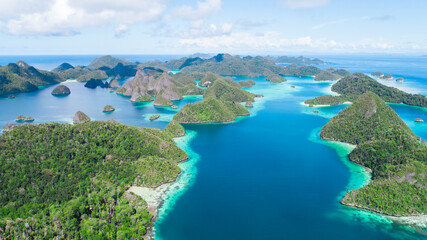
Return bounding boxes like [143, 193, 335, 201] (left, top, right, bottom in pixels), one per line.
[321, 92, 426, 216]
[305, 73, 427, 108]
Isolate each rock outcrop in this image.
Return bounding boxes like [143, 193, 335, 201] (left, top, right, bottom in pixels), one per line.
[84, 79, 109, 89]
[15, 115, 26, 122]
[51, 85, 71, 96]
[3, 123, 16, 132]
[73, 111, 91, 124]
[245, 101, 253, 107]
[109, 79, 120, 88]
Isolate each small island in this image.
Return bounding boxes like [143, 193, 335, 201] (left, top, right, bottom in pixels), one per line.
[372, 72, 384, 78]
[380, 73, 393, 80]
[149, 114, 160, 120]
[24, 117, 34, 122]
[103, 105, 115, 113]
[245, 101, 253, 107]
[396, 77, 404, 82]
[266, 74, 287, 83]
[73, 111, 91, 124]
[51, 85, 71, 96]
[415, 118, 424, 123]
[15, 115, 26, 122]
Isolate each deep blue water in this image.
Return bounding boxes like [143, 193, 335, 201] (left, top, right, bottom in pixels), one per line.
[0, 55, 426, 239]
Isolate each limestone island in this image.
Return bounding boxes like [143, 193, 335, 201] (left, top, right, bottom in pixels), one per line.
[84, 79, 109, 89]
[9, 115, 34, 125]
[396, 77, 404, 82]
[321, 92, 426, 216]
[0, 61, 65, 96]
[380, 73, 393, 80]
[266, 74, 287, 83]
[51, 85, 71, 96]
[103, 105, 115, 113]
[305, 73, 427, 108]
[372, 72, 384, 78]
[15, 115, 26, 122]
[149, 114, 160, 120]
[73, 111, 91, 124]
[24, 117, 34, 122]
[415, 118, 424, 123]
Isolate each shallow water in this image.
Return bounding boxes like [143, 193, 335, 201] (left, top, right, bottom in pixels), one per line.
[0, 55, 426, 239]
[155, 76, 426, 240]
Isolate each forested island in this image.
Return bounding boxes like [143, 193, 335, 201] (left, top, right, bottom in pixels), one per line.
[305, 73, 427, 108]
[0, 61, 64, 96]
[0, 54, 338, 97]
[0, 120, 186, 239]
[320, 92, 426, 216]
[265, 56, 327, 65]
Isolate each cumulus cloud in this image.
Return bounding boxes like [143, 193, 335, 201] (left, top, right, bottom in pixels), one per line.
[178, 31, 397, 53]
[181, 20, 232, 38]
[0, 0, 167, 36]
[115, 24, 128, 38]
[280, 0, 330, 9]
[172, 0, 222, 20]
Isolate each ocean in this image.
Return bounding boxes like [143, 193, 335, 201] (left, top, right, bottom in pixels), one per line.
[0, 54, 425, 239]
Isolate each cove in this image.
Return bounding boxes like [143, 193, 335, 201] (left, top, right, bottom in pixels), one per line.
[155, 76, 426, 240]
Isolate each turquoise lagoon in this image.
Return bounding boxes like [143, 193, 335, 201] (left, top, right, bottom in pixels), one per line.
[0, 55, 426, 239]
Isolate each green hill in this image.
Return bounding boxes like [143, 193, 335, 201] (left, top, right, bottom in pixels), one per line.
[0, 120, 187, 238]
[204, 78, 255, 102]
[0, 61, 64, 95]
[174, 97, 249, 123]
[321, 92, 426, 216]
[87, 55, 132, 70]
[305, 73, 427, 107]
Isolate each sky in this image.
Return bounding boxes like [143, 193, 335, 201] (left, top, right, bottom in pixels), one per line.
[0, 0, 426, 55]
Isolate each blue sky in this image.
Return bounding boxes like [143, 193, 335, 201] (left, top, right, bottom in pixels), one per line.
[0, 0, 426, 55]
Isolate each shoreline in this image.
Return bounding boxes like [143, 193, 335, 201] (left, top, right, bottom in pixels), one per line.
[300, 101, 352, 108]
[129, 130, 200, 240]
[128, 183, 174, 240]
[319, 134, 427, 228]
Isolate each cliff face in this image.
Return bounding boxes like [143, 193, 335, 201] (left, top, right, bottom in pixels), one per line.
[117, 69, 199, 106]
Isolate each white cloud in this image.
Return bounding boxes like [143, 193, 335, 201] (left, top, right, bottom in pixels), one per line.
[0, 0, 168, 36]
[181, 20, 232, 38]
[280, 0, 330, 9]
[115, 24, 128, 38]
[312, 18, 350, 30]
[178, 31, 398, 53]
[172, 0, 222, 20]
